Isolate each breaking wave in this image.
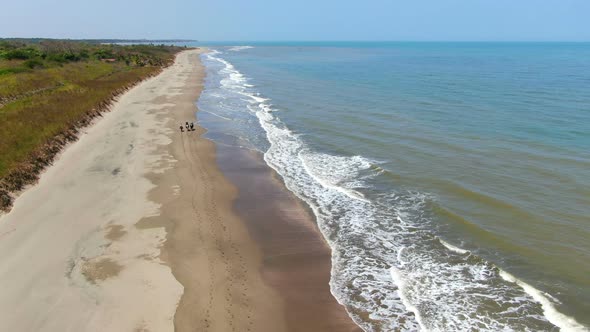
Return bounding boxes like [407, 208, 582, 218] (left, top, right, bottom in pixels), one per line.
[228, 45, 254, 52]
[199, 49, 588, 332]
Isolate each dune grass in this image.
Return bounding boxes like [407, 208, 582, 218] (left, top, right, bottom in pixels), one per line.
[0, 40, 185, 209]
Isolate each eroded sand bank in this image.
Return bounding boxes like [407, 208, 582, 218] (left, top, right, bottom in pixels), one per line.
[0, 51, 199, 331]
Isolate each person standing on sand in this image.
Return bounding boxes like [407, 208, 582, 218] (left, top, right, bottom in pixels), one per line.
[185, 122, 190, 131]
[180, 125, 184, 133]
[190, 122, 194, 131]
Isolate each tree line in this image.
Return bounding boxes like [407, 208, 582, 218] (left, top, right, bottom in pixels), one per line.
[0, 39, 185, 70]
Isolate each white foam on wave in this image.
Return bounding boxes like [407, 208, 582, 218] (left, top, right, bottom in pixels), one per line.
[201, 49, 589, 332]
[396, 246, 407, 267]
[500, 271, 589, 332]
[387, 190, 590, 331]
[390, 267, 428, 331]
[248, 94, 269, 103]
[298, 152, 371, 203]
[228, 45, 254, 51]
[206, 53, 247, 88]
[439, 238, 470, 254]
[237, 70, 415, 330]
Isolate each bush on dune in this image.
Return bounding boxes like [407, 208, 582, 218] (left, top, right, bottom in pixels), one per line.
[0, 48, 41, 60]
[0, 38, 185, 211]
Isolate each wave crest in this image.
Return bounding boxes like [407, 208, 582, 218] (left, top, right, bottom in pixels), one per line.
[199, 49, 588, 332]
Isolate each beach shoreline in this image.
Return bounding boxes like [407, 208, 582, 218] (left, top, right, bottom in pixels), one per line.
[213, 142, 363, 332]
[151, 49, 288, 331]
[0, 48, 360, 331]
[157, 49, 360, 331]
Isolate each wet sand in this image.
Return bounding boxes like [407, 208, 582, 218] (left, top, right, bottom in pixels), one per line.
[215, 144, 363, 332]
[0, 48, 360, 332]
[151, 50, 286, 332]
[158, 49, 360, 331]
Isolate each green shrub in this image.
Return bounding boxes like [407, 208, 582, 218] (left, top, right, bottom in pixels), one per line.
[23, 59, 44, 69]
[45, 53, 67, 63]
[46, 52, 81, 63]
[93, 48, 115, 59]
[63, 52, 81, 61]
[0, 48, 40, 60]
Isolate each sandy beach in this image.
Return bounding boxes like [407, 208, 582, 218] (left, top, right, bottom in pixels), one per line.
[0, 49, 359, 331]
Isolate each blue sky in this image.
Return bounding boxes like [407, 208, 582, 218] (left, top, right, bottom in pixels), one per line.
[2, 0, 590, 41]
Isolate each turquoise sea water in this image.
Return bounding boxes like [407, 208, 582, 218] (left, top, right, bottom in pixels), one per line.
[194, 42, 590, 331]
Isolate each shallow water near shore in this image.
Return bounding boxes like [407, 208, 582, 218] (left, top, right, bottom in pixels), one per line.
[194, 42, 590, 331]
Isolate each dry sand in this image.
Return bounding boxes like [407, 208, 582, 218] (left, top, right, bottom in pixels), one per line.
[148, 50, 286, 332]
[0, 51, 198, 332]
[0, 49, 359, 332]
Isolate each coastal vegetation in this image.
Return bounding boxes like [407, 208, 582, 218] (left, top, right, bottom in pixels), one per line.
[0, 39, 185, 210]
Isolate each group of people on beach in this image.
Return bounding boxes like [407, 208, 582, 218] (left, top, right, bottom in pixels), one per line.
[180, 121, 195, 132]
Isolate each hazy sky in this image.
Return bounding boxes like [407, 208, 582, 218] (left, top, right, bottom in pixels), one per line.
[2, 0, 590, 41]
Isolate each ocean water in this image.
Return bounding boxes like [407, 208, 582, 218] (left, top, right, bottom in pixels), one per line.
[195, 43, 590, 331]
